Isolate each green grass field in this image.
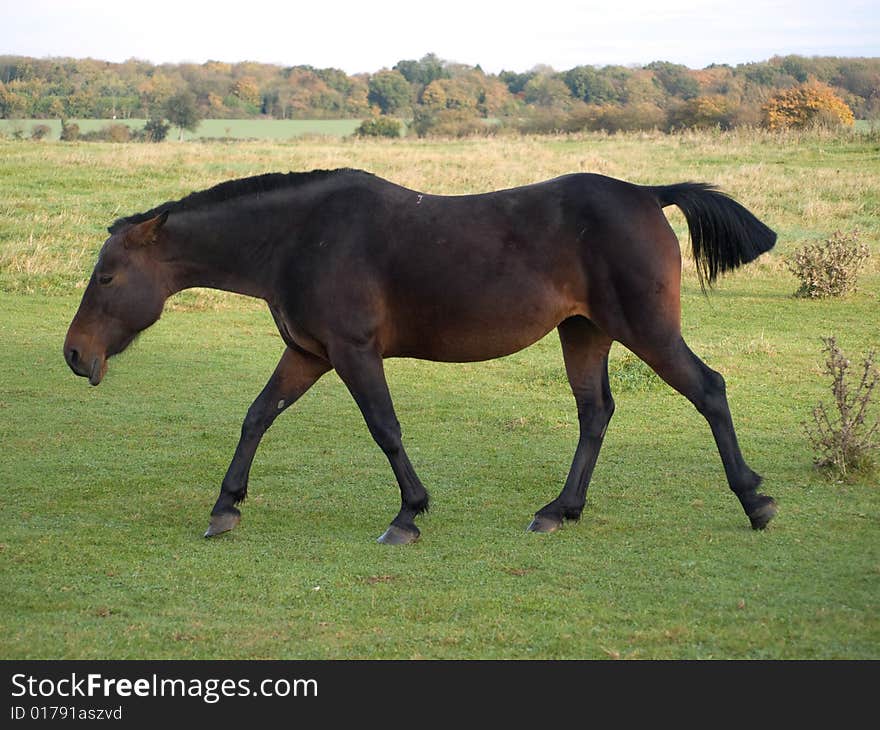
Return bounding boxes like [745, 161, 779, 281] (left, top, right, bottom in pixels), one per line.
[1, 131, 878, 659]
[0, 118, 363, 141]
[4, 117, 876, 142]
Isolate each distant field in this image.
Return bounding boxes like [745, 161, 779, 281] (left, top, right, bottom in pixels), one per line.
[4, 118, 876, 141]
[0, 118, 363, 140]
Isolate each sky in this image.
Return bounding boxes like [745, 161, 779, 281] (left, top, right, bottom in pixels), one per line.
[2, 0, 878, 74]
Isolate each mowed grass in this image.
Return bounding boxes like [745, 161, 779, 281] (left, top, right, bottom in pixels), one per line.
[0, 132, 878, 659]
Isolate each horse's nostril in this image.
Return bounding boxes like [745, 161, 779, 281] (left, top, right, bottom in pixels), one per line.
[67, 347, 79, 366]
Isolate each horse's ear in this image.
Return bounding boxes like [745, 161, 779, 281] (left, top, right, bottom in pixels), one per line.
[124, 210, 169, 248]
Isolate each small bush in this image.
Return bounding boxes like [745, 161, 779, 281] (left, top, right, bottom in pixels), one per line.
[79, 123, 132, 143]
[355, 116, 402, 138]
[411, 108, 493, 138]
[787, 230, 870, 298]
[142, 117, 170, 142]
[60, 119, 80, 141]
[106, 123, 132, 143]
[30, 124, 51, 141]
[805, 336, 879, 477]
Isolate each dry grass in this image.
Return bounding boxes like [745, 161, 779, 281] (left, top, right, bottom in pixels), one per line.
[2, 129, 878, 301]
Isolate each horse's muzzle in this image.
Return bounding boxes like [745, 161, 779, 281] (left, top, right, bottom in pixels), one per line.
[64, 345, 105, 386]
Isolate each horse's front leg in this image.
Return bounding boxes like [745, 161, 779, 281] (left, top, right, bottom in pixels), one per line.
[327, 340, 429, 545]
[205, 346, 330, 537]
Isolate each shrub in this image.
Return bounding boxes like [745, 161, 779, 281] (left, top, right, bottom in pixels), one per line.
[355, 116, 402, 138]
[106, 123, 131, 143]
[762, 81, 855, 130]
[562, 103, 666, 133]
[668, 95, 734, 130]
[60, 119, 80, 141]
[411, 108, 490, 138]
[805, 337, 878, 477]
[30, 124, 51, 141]
[787, 230, 869, 298]
[143, 117, 170, 142]
[80, 123, 132, 143]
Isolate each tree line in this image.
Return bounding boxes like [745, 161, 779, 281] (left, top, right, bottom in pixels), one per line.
[1, 53, 877, 136]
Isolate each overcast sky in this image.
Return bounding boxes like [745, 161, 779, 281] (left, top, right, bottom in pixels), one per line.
[2, 0, 877, 73]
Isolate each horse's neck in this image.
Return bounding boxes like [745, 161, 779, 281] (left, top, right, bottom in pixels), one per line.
[166, 216, 274, 301]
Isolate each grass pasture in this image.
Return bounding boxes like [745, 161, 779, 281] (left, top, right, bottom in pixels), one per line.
[0, 118, 363, 141]
[1, 131, 878, 659]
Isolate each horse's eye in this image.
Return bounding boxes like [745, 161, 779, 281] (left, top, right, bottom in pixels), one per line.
[98, 274, 114, 285]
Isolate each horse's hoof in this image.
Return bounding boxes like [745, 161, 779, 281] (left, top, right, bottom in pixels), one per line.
[527, 514, 562, 533]
[204, 511, 241, 537]
[377, 524, 420, 545]
[748, 496, 778, 530]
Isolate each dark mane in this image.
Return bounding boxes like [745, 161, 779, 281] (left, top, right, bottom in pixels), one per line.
[109, 168, 359, 233]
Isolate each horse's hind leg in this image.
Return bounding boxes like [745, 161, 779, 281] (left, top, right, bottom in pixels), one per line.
[529, 316, 614, 533]
[632, 336, 777, 529]
[205, 346, 331, 537]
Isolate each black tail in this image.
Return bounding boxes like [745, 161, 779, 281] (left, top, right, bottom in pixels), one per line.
[649, 183, 777, 289]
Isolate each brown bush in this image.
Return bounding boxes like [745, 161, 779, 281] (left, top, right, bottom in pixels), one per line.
[787, 230, 870, 298]
[60, 120, 80, 141]
[80, 123, 132, 143]
[806, 337, 879, 477]
[30, 124, 51, 140]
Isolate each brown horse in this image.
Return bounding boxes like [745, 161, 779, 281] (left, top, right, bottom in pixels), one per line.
[64, 169, 778, 544]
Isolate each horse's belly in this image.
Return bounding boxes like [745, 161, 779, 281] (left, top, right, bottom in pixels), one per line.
[385, 293, 583, 362]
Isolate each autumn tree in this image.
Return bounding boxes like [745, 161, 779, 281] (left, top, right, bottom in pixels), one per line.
[762, 81, 855, 130]
[669, 94, 734, 129]
[232, 76, 261, 107]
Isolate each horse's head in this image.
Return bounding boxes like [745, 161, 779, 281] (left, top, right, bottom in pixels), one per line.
[64, 211, 170, 385]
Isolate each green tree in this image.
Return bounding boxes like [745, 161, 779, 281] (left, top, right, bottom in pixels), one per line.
[563, 66, 616, 104]
[367, 70, 411, 115]
[164, 89, 202, 140]
[143, 116, 170, 142]
[394, 54, 449, 88]
[646, 61, 700, 99]
[498, 70, 536, 96]
[523, 74, 572, 108]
